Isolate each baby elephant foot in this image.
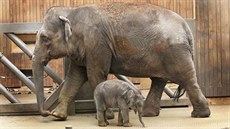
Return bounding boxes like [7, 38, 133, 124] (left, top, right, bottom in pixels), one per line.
[123, 122, 132, 127]
[98, 121, 108, 127]
[191, 108, 211, 118]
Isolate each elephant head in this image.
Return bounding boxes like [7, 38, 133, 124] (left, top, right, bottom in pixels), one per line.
[32, 8, 73, 116]
[125, 90, 145, 127]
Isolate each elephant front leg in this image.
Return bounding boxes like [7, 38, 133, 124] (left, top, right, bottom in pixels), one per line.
[117, 109, 123, 126]
[143, 77, 167, 117]
[120, 108, 132, 127]
[97, 110, 109, 127]
[51, 62, 87, 120]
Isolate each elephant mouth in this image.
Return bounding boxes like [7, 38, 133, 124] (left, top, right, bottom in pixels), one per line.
[42, 57, 50, 66]
[43, 60, 49, 66]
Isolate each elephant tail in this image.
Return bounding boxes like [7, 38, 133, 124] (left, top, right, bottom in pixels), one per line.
[173, 85, 186, 102]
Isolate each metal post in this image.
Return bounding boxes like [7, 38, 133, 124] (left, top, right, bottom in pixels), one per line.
[115, 74, 175, 98]
[0, 52, 36, 93]
[0, 83, 20, 103]
[164, 86, 174, 98]
[5, 33, 63, 85]
[114, 74, 134, 86]
[114, 74, 146, 98]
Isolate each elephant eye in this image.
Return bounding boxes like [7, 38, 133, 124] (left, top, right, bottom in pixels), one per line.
[40, 34, 51, 44]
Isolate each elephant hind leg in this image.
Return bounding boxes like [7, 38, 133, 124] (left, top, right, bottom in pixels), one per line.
[181, 76, 210, 117]
[142, 77, 167, 117]
[164, 50, 210, 117]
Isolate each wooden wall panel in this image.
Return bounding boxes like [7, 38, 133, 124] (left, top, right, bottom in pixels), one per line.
[0, 0, 195, 88]
[196, 0, 230, 97]
[2, 0, 194, 24]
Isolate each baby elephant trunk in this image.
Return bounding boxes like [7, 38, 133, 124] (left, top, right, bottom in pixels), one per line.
[138, 111, 145, 127]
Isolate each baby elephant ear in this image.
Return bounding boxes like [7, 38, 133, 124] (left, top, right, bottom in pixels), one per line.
[59, 16, 72, 42]
[126, 90, 135, 106]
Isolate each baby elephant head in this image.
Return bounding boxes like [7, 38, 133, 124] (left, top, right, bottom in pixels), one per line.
[125, 90, 145, 127]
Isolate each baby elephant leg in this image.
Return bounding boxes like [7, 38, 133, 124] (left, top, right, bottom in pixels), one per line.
[106, 108, 114, 119]
[117, 109, 123, 126]
[97, 110, 109, 127]
[120, 109, 132, 127]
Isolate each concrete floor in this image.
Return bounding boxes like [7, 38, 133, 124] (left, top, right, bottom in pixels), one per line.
[0, 88, 230, 129]
[0, 105, 229, 129]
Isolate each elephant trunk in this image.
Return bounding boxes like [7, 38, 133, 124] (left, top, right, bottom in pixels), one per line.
[138, 109, 145, 127]
[32, 49, 50, 117]
[137, 107, 145, 127]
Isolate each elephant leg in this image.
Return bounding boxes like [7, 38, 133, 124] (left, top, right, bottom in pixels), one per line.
[120, 108, 132, 127]
[163, 47, 210, 117]
[105, 108, 115, 119]
[97, 110, 108, 126]
[86, 48, 113, 119]
[143, 77, 167, 117]
[51, 61, 87, 120]
[117, 109, 123, 126]
[184, 79, 211, 117]
[176, 68, 210, 117]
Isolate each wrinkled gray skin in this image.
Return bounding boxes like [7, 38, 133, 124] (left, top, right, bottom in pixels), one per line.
[32, 3, 211, 120]
[94, 79, 145, 127]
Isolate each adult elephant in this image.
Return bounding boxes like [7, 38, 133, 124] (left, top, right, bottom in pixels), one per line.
[32, 3, 210, 120]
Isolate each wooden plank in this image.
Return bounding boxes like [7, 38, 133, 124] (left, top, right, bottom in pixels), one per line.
[197, 0, 207, 96]
[203, 0, 210, 97]
[208, 0, 217, 97]
[15, 34, 36, 43]
[208, 97, 230, 105]
[220, 0, 230, 96]
[228, 0, 230, 96]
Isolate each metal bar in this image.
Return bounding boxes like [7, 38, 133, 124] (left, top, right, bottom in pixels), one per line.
[0, 103, 39, 116]
[114, 74, 147, 98]
[5, 33, 63, 85]
[114, 74, 134, 86]
[0, 22, 42, 33]
[164, 86, 175, 98]
[115, 74, 174, 98]
[0, 83, 20, 103]
[44, 81, 64, 110]
[0, 52, 36, 93]
[44, 67, 63, 85]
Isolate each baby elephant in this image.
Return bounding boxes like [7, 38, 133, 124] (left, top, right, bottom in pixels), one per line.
[94, 79, 145, 127]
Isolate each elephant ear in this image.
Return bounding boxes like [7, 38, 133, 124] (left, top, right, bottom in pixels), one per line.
[59, 16, 72, 42]
[124, 90, 135, 107]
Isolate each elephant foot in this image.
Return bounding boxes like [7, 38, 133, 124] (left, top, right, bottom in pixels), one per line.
[191, 108, 211, 118]
[51, 105, 68, 120]
[117, 122, 123, 126]
[142, 103, 160, 117]
[105, 120, 109, 125]
[98, 121, 108, 127]
[51, 111, 67, 120]
[123, 122, 132, 127]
